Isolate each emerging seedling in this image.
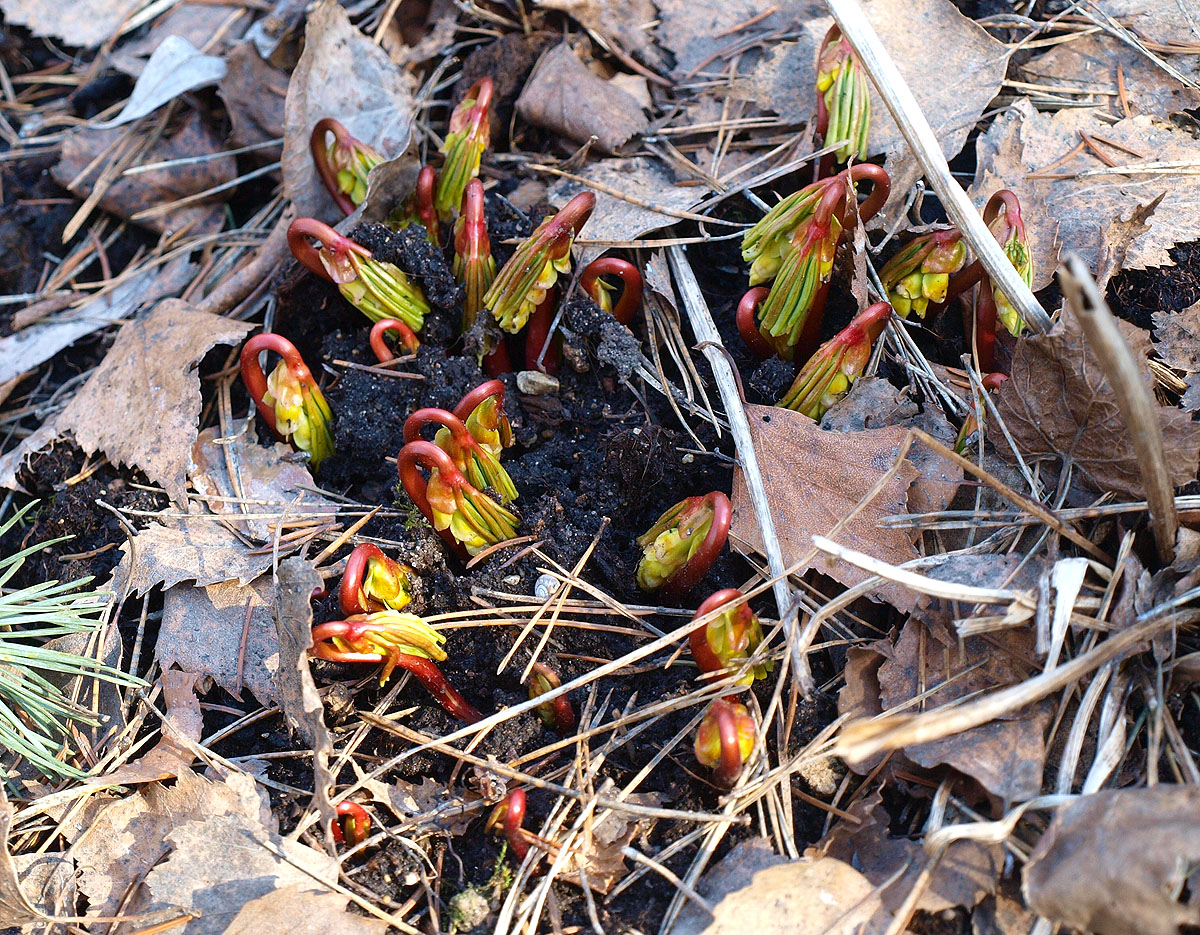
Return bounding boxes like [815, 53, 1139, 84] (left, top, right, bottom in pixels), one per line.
[453, 179, 497, 332]
[289, 218, 430, 331]
[398, 440, 519, 558]
[310, 118, 383, 216]
[453, 379, 514, 457]
[332, 801, 372, 846]
[311, 611, 481, 722]
[690, 589, 770, 690]
[741, 165, 889, 356]
[523, 286, 561, 375]
[815, 26, 870, 165]
[580, 257, 644, 327]
[954, 372, 1007, 454]
[436, 77, 493, 220]
[736, 287, 792, 361]
[339, 543, 414, 615]
[777, 301, 891, 419]
[369, 318, 420, 364]
[403, 406, 518, 504]
[694, 699, 756, 789]
[240, 334, 335, 469]
[878, 229, 967, 320]
[527, 662, 576, 733]
[484, 191, 596, 333]
[486, 788, 529, 861]
[636, 492, 732, 600]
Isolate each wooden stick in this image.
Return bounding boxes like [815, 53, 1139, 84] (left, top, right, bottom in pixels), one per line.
[825, 0, 1053, 334]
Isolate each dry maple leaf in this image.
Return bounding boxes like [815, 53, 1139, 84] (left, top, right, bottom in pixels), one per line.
[1153, 301, 1200, 411]
[54, 299, 251, 507]
[1024, 786, 1200, 935]
[995, 305, 1200, 499]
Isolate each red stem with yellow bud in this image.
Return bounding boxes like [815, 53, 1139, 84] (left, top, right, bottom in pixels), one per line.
[239, 333, 315, 440]
[332, 801, 371, 846]
[580, 257, 644, 327]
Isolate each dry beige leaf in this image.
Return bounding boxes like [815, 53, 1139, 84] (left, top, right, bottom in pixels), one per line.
[995, 304, 1200, 499]
[517, 44, 649, 155]
[1153, 301, 1200, 410]
[973, 98, 1200, 288]
[699, 856, 887, 935]
[560, 795, 660, 894]
[108, 3, 247, 76]
[547, 156, 701, 265]
[64, 769, 269, 919]
[731, 405, 927, 612]
[86, 670, 204, 787]
[0, 0, 140, 48]
[1098, 0, 1200, 46]
[370, 776, 477, 835]
[191, 422, 338, 540]
[674, 840, 789, 935]
[9, 851, 75, 928]
[159, 577, 281, 706]
[815, 790, 1001, 914]
[112, 509, 280, 596]
[282, 0, 416, 220]
[52, 112, 236, 234]
[1021, 34, 1200, 120]
[536, 0, 661, 64]
[727, 39, 819, 124]
[219, 42, 288, 148]
[1, 786, 46, 926]
[225, 883, 389, 935]
[1023, 786, 1200, 935]
[55, 299, 251, 506]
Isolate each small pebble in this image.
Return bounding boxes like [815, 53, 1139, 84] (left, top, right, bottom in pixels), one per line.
[534, 573, 559, 599]
[516, 370, 560, 395]
[503, 574, 522, 587]
[682, 452, 694, 464]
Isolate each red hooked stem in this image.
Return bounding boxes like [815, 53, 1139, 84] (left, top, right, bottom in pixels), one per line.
[240, 333, 313, 439]
[453, 379, 506, 421]
[466, 77, 494, 123]
[396, 440, 470, 558]
[554, 191, 597, 238]
[736, 287, 774, 359]
[523, 287, 560, 375]
[494, 788, 529, 860]
[580, 257, 644, 326]
[690, 588, 745, 693]
[973, 283, 999, 373]
[416, 165, 440, 244]
[710, 702, 746, 789]
[662, 492, 733, 601]
[339, 543, 384, 616]
[403, 407, 477, 450]
[311, 620, 482, 722]
[369, 319, 420, 363]
[983, 189, 1025, 239]
[332, 801, 371, 846]
[311, 118, 357, 216]
[288, 217, 370, 281]
[837, 164, 891, 228]
[528, 662, 576, 734]
[982, 372, 1007, 391]
[484, 342, 513, 377]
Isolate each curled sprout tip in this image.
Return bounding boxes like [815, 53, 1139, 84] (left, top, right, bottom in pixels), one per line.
[311, 118, 383, 215]
[694, 700, 755, 789]
[486, 788, 529, 861]
[580, 257, 644, 327]
[636, 492, 732, 599]
[339, 543, 414, 615]
[333, 801, 372, 846]
[239, 333, 334, 469]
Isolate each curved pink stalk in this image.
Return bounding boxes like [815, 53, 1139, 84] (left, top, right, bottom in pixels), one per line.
[453, 379, 506, 422]
[736, 287, 776, 360]
[580, 257, 644, 326]
[690, 588, 747, 692]
[287, 217, 371, 282]
[403, 407, 478, 450]
[338, 543, 411, 616]
[488, 788, 529, 860]
[528, 662, 576, 734]
[332, 801, 371, 846]
[415, 165, 440, 244]
[836, 164, 890, 228]
[708, 700, 748, 789]
[662, 492, 732, 601]
[311, 118, 359, 216]
[369, 319, 420, 363]
[523, 286, 560, 375]
[239, 333, 314, 439]
[396, 440, 471, 558]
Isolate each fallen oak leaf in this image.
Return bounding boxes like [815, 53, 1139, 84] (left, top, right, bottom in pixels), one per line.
[995, 304, 1200, 499]
[55, 299, 252, 507]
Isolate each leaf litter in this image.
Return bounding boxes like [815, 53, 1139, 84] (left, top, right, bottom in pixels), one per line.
[3, 0, 1200, 931]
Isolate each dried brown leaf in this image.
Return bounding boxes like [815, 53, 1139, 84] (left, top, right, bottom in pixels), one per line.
[8, 851, 75, 928]
[86, 670, 204, 787]
[732, 405, 942, 613]
[559, 795, 660, 894]
[159, 578, 281, 706]
[1153, 300, 1200, 410]
[995, 304, 1200, 498]
[815, 790, 1001, 914]
[517, 44, 649, 155]
[55, 299, 251, 506]
[0, 0, 140, 48]
[225, 883, 389, 935]
[52, 112, 235, 234]
[727, 39, 818, 125]
[0, 786, 46, 926]
[219, 42, 288, 148]
[536, 0, 661, 64]
[282, 0, 416, 220]
[1023, 786, 1200, 935]
[973, 98, 1200, 288]
[674, 840, 789, 935]
[108, 3, 247, 77]
[369, 776, 477, 836]
[191, 423, 338, 540]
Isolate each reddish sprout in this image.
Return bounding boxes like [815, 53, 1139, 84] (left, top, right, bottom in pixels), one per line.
[398, 440, 519, 558]
[878, 229, 968, 320]
[453, 179, 496, 333]
[815, 26, 870, 166]
[288, 218, 430, 331]
[954, 372, 1008, 454]
[311, 612, 481, 722]
[413, 165, 441, 245]
[484, 191, 595, 333]
[741, 165, 890, 358]
[369, 318, 420, 364]
[527, 663, 576, 734]
[332, 801, 372, 846]
[338, 543, 414, 616]
[403, 407, 518, 504]
[486, 788, 529, 861]
[777, 301, 891, 419]
[694, 699, 756, 789]
[310, 118, 383, 216]
[636, 492, 732, 600]
[452, 379, 512, 440]
[580, 257, 644, 327]
[436, 77, 493, 219]
[240, 334, 335, 469]
[523, 286, 560, 375]
[735, 287, 793, 361]
[690, 589, 771, 690]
